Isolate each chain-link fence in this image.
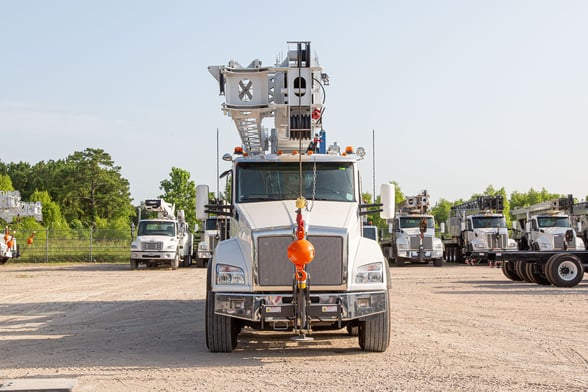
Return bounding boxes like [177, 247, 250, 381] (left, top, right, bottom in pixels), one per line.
[10, 228, 131, 263]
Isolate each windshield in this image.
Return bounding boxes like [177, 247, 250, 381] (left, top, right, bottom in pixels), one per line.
[472, 216, 506, 229]
[236, 161, 355, 203]
[205, 218, 218, 231]
[537, 216, 570, 228]
[138, 221, 176, 236]
[399, 217, 434, 229]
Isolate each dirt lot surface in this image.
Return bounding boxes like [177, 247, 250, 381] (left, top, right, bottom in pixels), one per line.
[1, 262, 587, 392]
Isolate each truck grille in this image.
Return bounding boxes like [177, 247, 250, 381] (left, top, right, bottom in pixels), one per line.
[142, 242, 163, 251]
[554, 235, 564, 249]
[257, 235, 344, 286]
[486, 233, 507, 249]
[208, 235, 218, 252]
[409, 236, 433, 251]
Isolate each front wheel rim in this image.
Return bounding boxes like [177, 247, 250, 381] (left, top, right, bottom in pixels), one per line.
[557, 260, 578, 281]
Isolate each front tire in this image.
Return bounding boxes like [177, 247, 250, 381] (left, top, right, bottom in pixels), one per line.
[130, 258, 138, 270]
[433, 258, 443, 267]
[545, 253, 584, 287]
[205, 292, 239, 352]
[358, 265, 391, 352]
[182, 253, 192, 268]
[358, 296, 390, 352]
[170, 253, 180, 270]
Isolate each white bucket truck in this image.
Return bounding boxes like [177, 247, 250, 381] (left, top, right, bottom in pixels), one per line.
[130, 199, 192, 270]
[202, 41, 394, 352]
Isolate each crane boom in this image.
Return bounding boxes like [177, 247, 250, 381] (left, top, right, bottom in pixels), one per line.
[208, 41, 329, 155]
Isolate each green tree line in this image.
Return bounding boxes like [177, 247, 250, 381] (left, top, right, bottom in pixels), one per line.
[0, 148, 200, 234]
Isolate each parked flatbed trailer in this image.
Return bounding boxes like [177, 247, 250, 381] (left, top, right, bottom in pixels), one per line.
[491, 250, 588, 287]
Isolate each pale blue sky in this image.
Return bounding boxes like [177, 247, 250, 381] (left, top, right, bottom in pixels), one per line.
[1, 1, 587, 204]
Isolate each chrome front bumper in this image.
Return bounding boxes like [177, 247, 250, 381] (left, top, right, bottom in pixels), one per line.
[213, 290, 388, 322]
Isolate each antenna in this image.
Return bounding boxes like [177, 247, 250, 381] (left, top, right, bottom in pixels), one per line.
[216, 128, 220, 201]
[372, 129, 376, 202]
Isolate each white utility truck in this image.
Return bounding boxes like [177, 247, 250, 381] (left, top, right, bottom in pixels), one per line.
[384, 191, 443, 267]
[203, 41, 394, 352]
[130, 199, 192, 270]
[511, 195, 584, 251]
[443, 196, 517, 264]
[0, 190, 42, 264]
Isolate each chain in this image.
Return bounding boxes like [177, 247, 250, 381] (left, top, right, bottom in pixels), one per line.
[306, 156, 316, 212]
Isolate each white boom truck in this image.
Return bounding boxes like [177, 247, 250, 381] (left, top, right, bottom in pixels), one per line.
[0, 190, 42, 264]
[443, 196, 517, 264]
[511, 195, 584, 251]
[385, 191, 443, 267]
[130, 199, 192, 270]
[202, 41, 395, 352]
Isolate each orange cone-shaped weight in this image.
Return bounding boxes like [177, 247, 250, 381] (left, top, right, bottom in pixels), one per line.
[287, 239, 315, 268]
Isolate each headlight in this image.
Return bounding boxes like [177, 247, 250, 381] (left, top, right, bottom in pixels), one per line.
[355, 262, 383, 284]
[199, 243, 208, 250]
[216, 264, 245, 285]
[539, 242, 550, 249]
[474, 243, 485, 248]
[397, 243, 407, 250]
[433, 243, 443, 250]
[166, 244, 176, 250]
[130, 243, 138, 250]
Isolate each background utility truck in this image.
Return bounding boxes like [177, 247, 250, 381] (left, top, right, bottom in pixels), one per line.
[0, 190, 42, 264]
[130, 199, 192, 270]
[443, 196, 517, 264]
[203, 41, 395, 352]
[495, 196, 586, 286]
[511, 195, 584, 252]
[382, 191, 443, 267]
[195, 215, 230, 268]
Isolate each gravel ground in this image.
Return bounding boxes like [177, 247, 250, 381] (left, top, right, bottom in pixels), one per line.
[0, 262, 587, 391]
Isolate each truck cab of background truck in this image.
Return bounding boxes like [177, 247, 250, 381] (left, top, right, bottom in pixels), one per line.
[516, 214, 585, 251]
[463, 212, 518, 258]
[130, 217, 191, 269]
[390, 214, 444, 265]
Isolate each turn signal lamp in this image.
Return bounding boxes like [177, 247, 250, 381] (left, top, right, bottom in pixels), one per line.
[234, 147, 244, 155]
[345, 146, 354, 154]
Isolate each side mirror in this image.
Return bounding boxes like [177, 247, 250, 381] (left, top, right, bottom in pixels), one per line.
[196, 185, 209, 221]
[379, 184, 395, 220]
